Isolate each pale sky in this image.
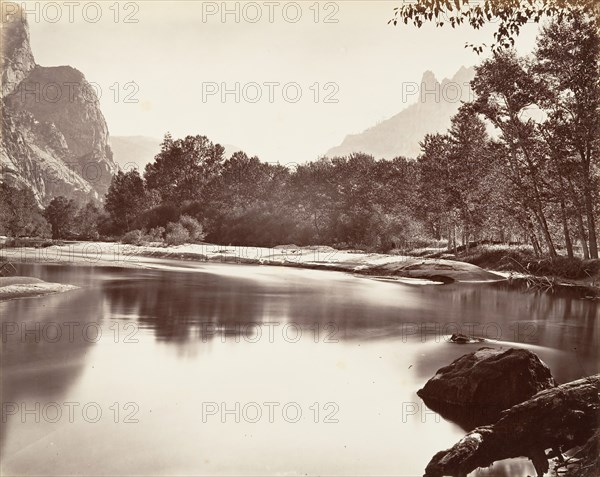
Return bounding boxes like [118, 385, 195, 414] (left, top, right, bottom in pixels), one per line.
[23, 1, 541, 164]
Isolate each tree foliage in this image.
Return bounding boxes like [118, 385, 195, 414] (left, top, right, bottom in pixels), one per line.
[145, 134, 225, 204]
[44, 196, 78, 239]
[390, 0, 599, 52]
[104, 169, 148, 235]
[0, 184, 48, 237]
[74, 201, 101, 240]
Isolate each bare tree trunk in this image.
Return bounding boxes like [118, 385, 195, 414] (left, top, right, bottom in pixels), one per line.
[526, 218, 542, 257]
[533, 208, 557, 257]
[568, 179, 590, 259]
[556, 175, 574, 258]
[579, 148, 598, 259]
[560, 198, 574, 258]
[453, 225, 457, 254]
[584, 189, 598, 259]
[512, 126, 556, 257]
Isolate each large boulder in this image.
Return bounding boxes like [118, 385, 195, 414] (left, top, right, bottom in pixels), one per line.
[417, 347, 556, 428]
[422, 375, 600, 477]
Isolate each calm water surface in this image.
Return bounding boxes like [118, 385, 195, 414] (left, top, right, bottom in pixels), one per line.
[1, 260, 598, 476]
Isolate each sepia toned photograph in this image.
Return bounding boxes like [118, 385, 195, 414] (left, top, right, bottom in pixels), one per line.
[1, 1, 599, 476]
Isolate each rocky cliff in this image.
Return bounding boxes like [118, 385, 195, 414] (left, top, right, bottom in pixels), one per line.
[0, 2, 117, 206]
[325, 66, 476, 160]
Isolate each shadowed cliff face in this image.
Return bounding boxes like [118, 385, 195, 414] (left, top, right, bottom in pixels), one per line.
[0, 2, 117, 206]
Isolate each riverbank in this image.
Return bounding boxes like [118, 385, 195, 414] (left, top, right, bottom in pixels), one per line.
[0, 276, 79, 301]
[407, 243, 600, 297]
[2, 241, 599, 296]
[0, 241, 505, 283]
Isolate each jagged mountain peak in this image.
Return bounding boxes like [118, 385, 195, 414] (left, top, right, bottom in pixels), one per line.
[0, 4, 117, 206]
[324, 66, 475, 160]
[1, 2, 36, 97]
[421, 70, 439, 88]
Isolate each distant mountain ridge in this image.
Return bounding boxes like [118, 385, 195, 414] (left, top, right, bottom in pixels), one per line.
[0, 2, 118, 206]
[325, 66, 475, 160]
[110, 136, 162, 172]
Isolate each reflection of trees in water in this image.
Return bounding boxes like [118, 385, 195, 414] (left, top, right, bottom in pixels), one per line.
[429, 283, 598, 361]
[102, 270, 436, 344]
[0, 287, 102, 450]
[102, 272, 282, 342]
[3, 264, 596, 477]
[101, 272, 598, 372]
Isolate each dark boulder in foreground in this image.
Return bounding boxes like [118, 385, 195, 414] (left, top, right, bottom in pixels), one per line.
[423, 374, 600, 477]
[417, 347, 556, 427]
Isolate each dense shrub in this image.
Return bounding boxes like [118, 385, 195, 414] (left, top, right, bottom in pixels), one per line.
[178, 215, 205, 242]
[144, 227, 165, 243]
[165, 223, 190, 245]
[142, 203, 180, 230]
[122, 229, 144, 245]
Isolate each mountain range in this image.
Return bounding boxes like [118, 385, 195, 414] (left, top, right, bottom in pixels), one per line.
[1, 2, 474, 207]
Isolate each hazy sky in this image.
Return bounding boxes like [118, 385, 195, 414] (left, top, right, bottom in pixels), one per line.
[24, 1, 541, 164]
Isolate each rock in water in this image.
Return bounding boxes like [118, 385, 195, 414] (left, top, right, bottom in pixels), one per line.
[417, 347, 556, 428]
[423, 374, 600, 477]
[448, 333, 486, 344]
[0, 2, 118, 206]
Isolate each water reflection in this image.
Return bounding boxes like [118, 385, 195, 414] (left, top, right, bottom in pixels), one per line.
[98, 264, 598, 381]
[1, 261, 597, 476]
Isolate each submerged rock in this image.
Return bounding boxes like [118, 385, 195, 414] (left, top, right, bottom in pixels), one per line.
[417, 347, 556, 428]
[448, 333, 486, 344]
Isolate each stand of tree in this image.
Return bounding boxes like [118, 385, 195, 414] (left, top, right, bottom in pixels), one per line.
[1, 14, 598, 261]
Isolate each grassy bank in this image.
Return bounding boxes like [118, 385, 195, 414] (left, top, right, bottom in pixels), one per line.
[404, 243, 600, 296]
[461, 246, 599, 280]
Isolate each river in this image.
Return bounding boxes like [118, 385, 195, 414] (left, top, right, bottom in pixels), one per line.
[1, 260, 598, 476]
